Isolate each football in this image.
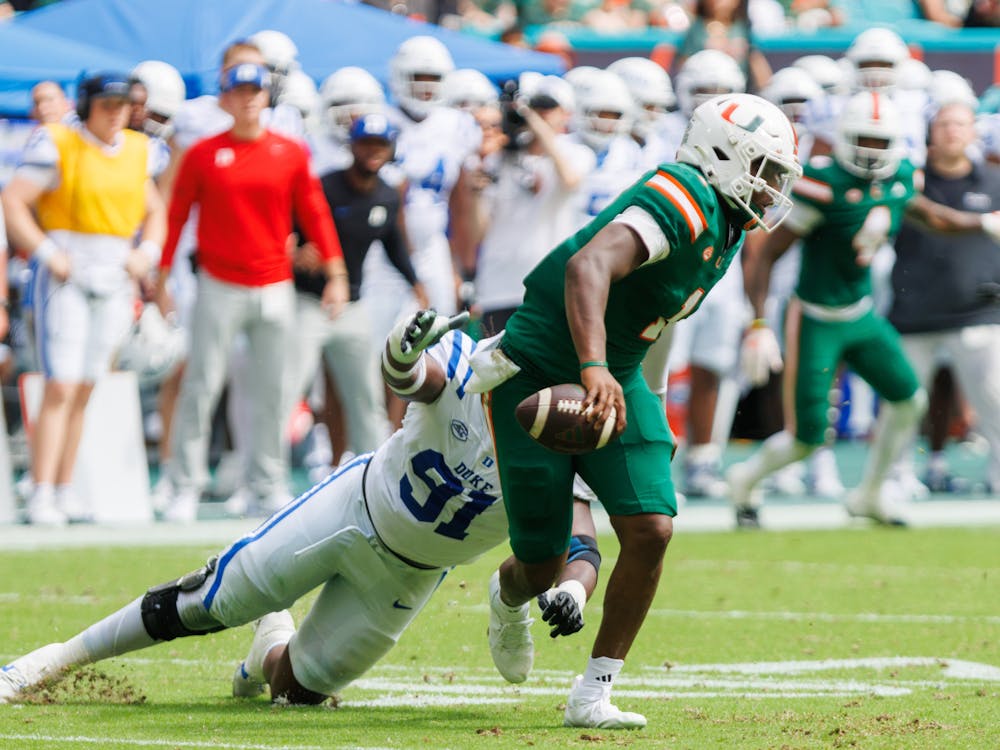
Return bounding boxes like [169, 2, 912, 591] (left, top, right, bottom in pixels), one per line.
[515, 383, 617, 454]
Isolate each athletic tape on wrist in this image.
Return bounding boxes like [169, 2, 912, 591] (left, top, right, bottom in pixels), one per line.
[389, 356, 427, 395]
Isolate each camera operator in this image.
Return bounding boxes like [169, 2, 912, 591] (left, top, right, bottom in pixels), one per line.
[471, 75, 596, 336]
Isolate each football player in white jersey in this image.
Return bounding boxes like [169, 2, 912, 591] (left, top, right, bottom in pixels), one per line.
[568, 68, 644, 230]
[312, 66, 388, 179]
[606, 57, 681, 169]
[361, 36, 481, 426]
[0, 309, 600, 706]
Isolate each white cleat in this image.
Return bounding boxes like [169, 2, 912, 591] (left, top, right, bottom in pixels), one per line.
[233, 610, 296, 697]
[55, 486, 93, 523]
[845, 484, 909, 526]
[726, 462, 763, 509]
[487, 571, 534, 683]
[163, 490, 200, 524]
[0, 643, 67, 703]
[563, 675, 647, 729]
[25, 493, 67, 527]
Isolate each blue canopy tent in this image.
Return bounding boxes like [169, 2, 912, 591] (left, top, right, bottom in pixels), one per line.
[11, 0, 563, 104]
[0, 24, 137, 116]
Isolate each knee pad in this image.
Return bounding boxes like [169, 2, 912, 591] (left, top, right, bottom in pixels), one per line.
[567, 534, 601, 574]
[140, 556, 226, 642]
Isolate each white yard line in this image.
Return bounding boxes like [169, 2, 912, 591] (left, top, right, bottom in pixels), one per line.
[2, 498, 1000, 549]
[0, 735, 391, 750]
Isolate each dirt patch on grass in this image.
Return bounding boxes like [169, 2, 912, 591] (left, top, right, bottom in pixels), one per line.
[17, 666, 146, 705]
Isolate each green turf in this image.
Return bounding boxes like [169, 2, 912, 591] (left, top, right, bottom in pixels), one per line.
[1, 527, 999, 749]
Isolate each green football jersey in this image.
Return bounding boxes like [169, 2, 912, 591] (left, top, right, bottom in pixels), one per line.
[791, 155, 916, 308]
[504, 163, 743, 383]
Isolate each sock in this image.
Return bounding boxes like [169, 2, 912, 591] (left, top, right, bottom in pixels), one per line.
[686, 442, 721, 468]
[743, 431, 813, 491]
[857, 391, 927, 498]
[576, 656, 624, 697]
[75, 597, 156, 663]
[491, 571, 529, 618]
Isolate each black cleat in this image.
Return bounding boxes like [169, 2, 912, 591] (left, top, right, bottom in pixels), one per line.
[537, 590, 584, 638]
[735, 506, 761, 529]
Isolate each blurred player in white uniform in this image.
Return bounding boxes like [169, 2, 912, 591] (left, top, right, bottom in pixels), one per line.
[362, 36, 481, 346]
[606, 57, 680, 169]
[311, 66, 387, 177]
[0, 310, 600, 710]
[664, 50, 750, 498]
[568, 68, 643, 230]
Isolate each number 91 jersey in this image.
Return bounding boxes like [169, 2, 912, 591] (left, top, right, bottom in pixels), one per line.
[365, 331, 507, 568]
[788, 154, 916, 308]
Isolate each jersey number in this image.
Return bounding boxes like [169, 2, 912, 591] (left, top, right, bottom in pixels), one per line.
[399, 449, 498, 540]
[639, 288, 705, 341]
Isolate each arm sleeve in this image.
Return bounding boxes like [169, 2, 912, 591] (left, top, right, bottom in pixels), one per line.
[292, 146, 343, 262]
[160, 147, 199, 271]
[382, 210, 420, 287]
[612, 206, 670, 265]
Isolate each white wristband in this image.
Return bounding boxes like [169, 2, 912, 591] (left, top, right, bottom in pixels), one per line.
[982, 211, 1000, 244]
[381, 348, 418, 380]
[388, 356, 427, 396]
[137, 240, 162, 265]
[34, 237, 58, 263]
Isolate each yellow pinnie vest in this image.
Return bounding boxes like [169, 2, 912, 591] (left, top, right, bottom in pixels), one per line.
[36, 123, 149, 238]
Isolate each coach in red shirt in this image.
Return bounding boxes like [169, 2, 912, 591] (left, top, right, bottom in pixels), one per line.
[156, 60, 348, 522]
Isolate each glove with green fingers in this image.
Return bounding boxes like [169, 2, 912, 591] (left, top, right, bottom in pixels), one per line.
[388, 309, 470, 364]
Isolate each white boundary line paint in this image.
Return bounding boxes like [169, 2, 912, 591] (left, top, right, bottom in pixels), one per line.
[0, 735, 390, 750]
[2, 497, 1000, 549]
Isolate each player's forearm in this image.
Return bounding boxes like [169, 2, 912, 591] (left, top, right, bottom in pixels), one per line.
[565, 253, 611, 364]
[745, 253, 774, 321]
[907, 194, 983, 234]
[0, 189, 46, 252]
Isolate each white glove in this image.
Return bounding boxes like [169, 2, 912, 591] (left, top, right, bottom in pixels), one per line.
[740, 325, 783, 387]
[389, 309, 470, 363]
[981, 211, 1000, 245]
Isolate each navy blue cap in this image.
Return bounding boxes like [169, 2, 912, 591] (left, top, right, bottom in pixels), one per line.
[220, 63, 270, 92]
[349, 112, 398, 143]
[81, 72, 132, 101]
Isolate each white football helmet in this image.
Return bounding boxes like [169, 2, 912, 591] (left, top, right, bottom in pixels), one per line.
[606, 57, 676, 139]
[676, 93, 802, 232]
[675, 49, 746, 117]
[929, 69, 978, 110]
[573, 69, 634, 151]
[320, 66, 386, 141]
[896, 58, 933, 92]
[846, 27, 910, 92]
[117, 304, 186, 387]
[761, 67, 823, 135]
[792, 55, 850, 96]
[389, 35, 455, 121]
[441, 69, 498, 112]
[278, 69, 320, 123]
[563, 66, 603, 103]
[249, 30, 299, 75]
[834, 90, 903, 180]
[130, 60, 185, 137]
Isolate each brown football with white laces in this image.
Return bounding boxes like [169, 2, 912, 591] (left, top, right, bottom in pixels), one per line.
[515, 383, 617, 454]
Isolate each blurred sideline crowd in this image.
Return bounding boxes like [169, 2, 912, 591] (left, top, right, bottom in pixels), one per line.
[0, 11, 999, 526]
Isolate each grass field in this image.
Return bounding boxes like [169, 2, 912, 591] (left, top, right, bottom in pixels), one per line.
[1, 524, 999, 749]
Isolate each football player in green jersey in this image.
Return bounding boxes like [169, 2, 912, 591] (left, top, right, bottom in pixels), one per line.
[467, 93, 802, 728]
[729, 90, 1000, 528]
